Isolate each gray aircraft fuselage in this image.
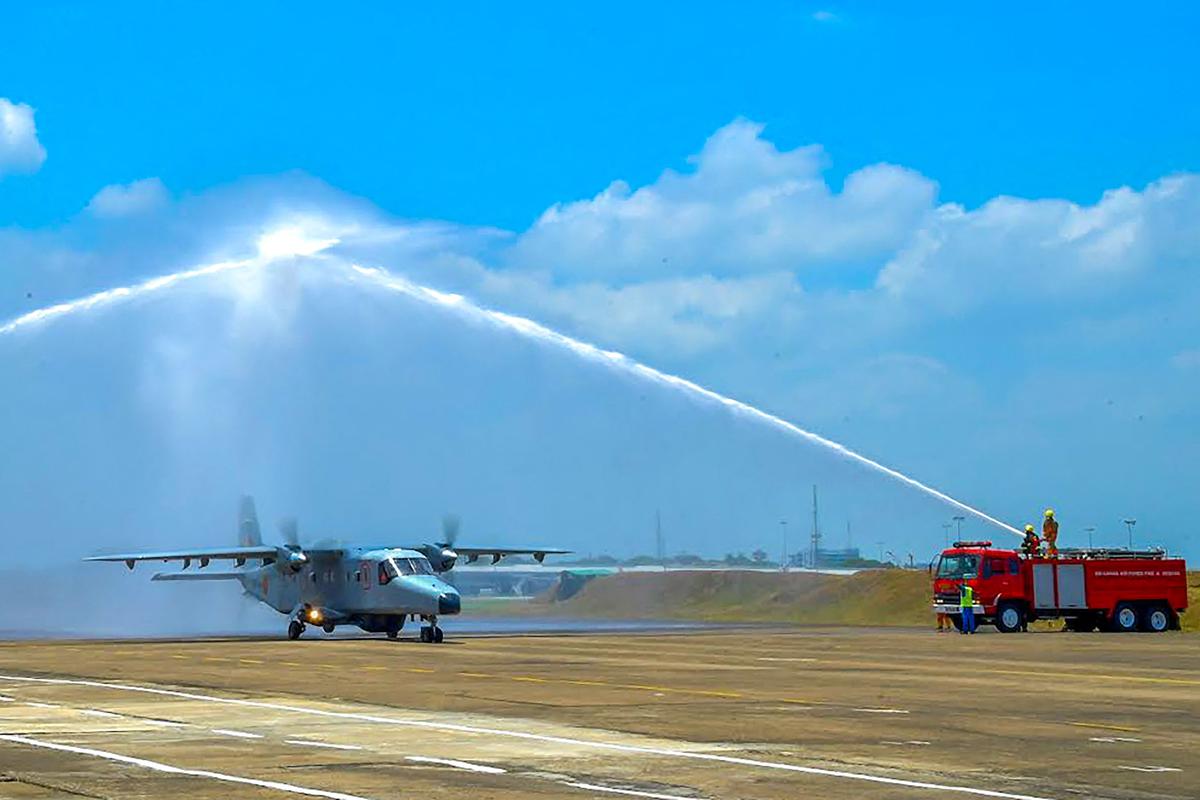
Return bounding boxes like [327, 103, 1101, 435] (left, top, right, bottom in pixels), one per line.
[238, 547, 461, 632]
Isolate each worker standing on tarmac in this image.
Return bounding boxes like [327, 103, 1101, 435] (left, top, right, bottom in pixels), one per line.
[1043, 509, 1060, 558]
[1021, 524, 1041, 556]
[959, 582, 977, 634]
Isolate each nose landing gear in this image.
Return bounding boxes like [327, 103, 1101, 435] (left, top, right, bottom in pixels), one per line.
[419, 615, 444, 643]
[287, 620, 306, 640]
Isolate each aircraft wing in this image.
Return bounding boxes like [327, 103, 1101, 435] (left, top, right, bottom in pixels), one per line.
[84, 545, 278, 569]
[452, 546, 571, 564]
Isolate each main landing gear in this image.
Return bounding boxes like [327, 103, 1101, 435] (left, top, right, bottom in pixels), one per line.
[419, 615, 444, 644]
[287, 620, 305, 640]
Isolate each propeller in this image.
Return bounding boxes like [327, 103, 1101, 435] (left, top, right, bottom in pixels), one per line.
[279, 517, 299, 547]
[420, 513, 460, 572]
[441, 514, 461, 548]
[276, 516, 308, 571]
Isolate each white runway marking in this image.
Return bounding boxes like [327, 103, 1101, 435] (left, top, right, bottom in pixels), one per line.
[565, 781, 704, 799]
[0, 673, 1060, 800]
[212, 729, 263, 739]
[0, 695, 13, 702]
[24, 701, 58, 709]
[1090, 736, 1141, 743]
[1117, 765, 1180, 773]
[855, 708, 909, 714]
[0, 734, 374, 799]
[406, 755, 507, 774]
[285, 739, 363, 751]
[80, 709, 123, 719]
[757, 657, 818, 663]
[144, 719, 186, 728]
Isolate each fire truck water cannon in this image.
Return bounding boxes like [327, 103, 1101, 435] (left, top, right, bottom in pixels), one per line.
[931, 541, 1188, 634]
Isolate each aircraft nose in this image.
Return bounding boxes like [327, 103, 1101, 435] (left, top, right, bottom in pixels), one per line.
[438, 591, 461, 615]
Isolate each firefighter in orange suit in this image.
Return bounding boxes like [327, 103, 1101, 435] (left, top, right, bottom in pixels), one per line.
[1042, 509, 1059, 558]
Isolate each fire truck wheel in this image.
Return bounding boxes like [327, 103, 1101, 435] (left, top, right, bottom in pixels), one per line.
[1111, 603, 1139, 632]
[995, 602, 1024, 633]
[1140, 605, 1171, 633]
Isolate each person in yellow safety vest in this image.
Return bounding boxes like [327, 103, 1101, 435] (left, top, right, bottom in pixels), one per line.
[1021, 524, 1041, 556]
[1043, 509, 1059, 558]
[959, 583, 977, 634]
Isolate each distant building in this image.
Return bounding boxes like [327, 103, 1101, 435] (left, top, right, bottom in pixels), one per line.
[788, 547, 863, 568]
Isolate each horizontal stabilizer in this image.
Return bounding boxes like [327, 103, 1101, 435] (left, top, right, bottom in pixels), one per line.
[152, 571, 245, 582]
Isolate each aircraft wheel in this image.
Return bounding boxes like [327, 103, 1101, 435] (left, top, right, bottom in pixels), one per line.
[433, 626, 444, 644]
[288, 620, 305, 640]
[322, 623, 335, 634]
[386, 617, 404, 639]
[419, 626, 432, 643]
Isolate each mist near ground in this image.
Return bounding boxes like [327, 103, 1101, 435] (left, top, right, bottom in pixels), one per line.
[0, 255, 970, 637]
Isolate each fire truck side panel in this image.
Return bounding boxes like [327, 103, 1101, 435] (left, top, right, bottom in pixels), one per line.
[1083, 559, 1188, 614]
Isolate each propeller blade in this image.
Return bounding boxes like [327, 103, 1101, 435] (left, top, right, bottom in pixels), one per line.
[279, 517, 299, 547]
[442, 514, 461, 547]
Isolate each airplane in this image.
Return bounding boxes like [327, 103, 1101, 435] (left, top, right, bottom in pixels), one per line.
[84, 497, 568, 643]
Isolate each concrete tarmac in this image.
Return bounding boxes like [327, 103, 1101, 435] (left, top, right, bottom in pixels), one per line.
[0, 627, 1196, 800]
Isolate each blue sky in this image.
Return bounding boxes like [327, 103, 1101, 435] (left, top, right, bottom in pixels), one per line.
[1, 3, 1198, 581]
[5, 3, 1200, 228]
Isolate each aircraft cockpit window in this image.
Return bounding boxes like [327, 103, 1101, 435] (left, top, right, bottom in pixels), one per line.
[409, 558, 434, 575]
[379, 559, 400, 585]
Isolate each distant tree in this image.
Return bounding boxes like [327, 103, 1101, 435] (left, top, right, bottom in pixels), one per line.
[673, 553, 705, 566]
[752, 548, 768, 563]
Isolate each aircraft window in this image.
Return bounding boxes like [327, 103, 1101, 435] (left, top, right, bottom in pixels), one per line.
[410, 558, 434, 575]
[379, 559, 400, 585]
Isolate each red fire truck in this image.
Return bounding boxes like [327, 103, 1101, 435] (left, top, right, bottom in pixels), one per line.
[931, 541, 1189, 633]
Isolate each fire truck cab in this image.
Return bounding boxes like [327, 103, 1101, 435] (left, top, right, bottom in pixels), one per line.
[931, 541, 1188, 633]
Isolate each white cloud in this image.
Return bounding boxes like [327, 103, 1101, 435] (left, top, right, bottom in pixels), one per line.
[0, 98, 47, 176]
[877, 175, 1200, 313]
[812, 10, 838, 23]
[87, 177, 170, 217]
[508, 119, 936, 280]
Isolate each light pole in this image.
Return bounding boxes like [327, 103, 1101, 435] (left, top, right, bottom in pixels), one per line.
[941, 522, 952, 547]
[779, 520, 788, 571]
[1122, 518, 1137, 549]
[877, 540, 885, 563]
[952, 515, 965, 541]
[1083, 526, 1096, 549]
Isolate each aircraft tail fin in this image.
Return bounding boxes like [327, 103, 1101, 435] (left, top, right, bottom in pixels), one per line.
[238, 495, 262, 546]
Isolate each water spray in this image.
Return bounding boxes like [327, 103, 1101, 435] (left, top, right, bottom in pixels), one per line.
[0, 229, 1021, 538]
[344, 264, 1023, 538]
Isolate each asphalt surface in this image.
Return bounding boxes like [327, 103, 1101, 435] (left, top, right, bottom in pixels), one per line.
[0, 627, 1196, 800]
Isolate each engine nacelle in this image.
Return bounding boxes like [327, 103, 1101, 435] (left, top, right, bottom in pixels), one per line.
[276, 546, 309, 572]
[418, 544, 458, 573]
